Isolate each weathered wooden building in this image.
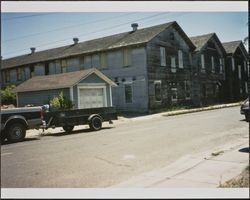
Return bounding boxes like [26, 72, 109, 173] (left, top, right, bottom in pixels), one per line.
[190, 33, 227, 106]
[1, 21, 196, 112]
[222, 41, 248, 102]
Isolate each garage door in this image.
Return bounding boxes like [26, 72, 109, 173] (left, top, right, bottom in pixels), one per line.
[79, 88, 105, 109]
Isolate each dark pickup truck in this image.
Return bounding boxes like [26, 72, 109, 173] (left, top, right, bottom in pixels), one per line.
[1, 106, 43, 143]
[41, 106, 117, 132]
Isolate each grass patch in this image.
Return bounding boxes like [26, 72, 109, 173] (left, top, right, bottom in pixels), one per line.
[219, 166, 249, 188]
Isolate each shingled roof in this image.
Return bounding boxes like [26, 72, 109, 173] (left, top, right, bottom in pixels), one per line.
[15, 68, 116, 93]
[190, 33, 226, 55]
[190, 33, 215, 51]
[222, 40, 247, 56]
[2, 21, 195, 70]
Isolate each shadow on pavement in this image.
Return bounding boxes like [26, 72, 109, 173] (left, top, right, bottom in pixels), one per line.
[239, 147, 249, 153]
[1, 137, 40, 145]
[41, 127, 114, 137]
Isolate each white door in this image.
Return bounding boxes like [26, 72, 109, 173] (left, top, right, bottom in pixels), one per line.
[79, 88, 105, 109]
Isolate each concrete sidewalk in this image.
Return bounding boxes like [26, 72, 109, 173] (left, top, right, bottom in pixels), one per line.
[111, 140, 249, 188]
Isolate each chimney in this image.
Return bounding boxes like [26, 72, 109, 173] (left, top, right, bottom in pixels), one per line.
[73, 37, 79, 44]
[131, 23, 138, 32]
[30, 47, 36, 54]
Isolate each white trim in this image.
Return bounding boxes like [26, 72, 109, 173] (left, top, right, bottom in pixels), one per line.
[245, 82, 248, 94]
[211, 56, 215, 73]
[77, 85, 107, 109]
[178, 50, 183, 69]
[69, 87, 73, 102]
[109, 85, 113, 107]
[171, 57, 176, 72]
[154, 80, 162, 102]
[160, 47, 166, 67]
[231, 57, 235, 71]
[201, 54, 205, 72]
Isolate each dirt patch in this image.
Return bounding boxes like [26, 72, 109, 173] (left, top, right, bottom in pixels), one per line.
[219, 166, 249, 188]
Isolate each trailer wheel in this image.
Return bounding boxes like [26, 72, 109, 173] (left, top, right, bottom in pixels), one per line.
[245, 114, 249, 122]
[63, 125, 74, 133]
[89, 116, 102, 131]
[1, 130, 7, 143]
[6, 122, 26, 143]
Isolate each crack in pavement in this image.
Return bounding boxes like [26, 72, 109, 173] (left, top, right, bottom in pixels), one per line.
[95, 156, 133, 168]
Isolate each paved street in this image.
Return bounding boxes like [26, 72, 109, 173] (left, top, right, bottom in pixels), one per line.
[1, 106, 249, 188]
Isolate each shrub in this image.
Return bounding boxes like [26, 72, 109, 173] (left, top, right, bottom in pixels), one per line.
[1, 85, 16, 105]
[49, 91, 73, 110]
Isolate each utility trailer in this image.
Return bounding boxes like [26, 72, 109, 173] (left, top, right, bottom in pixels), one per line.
[41, 106, 117, 132]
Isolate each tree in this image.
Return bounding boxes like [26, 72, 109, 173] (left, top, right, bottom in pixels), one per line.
[49, 91, 73, 110]
[1, 85, 16, 105]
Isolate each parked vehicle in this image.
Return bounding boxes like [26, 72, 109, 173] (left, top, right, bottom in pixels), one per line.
[41, 106, 117, 132]
[1, 106, 43, 143]
[240, 98, 249, 122]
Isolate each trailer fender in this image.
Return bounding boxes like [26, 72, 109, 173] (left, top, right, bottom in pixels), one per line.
[3, 115, 28, 130]
[88, 114, 103, 122]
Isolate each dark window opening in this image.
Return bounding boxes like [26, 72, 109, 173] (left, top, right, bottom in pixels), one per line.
[170, 32, 175, 40]
[155, 82, 162, 101]
[125, 84, 133, 103]
[45, 63, 49, 75]
[30, 66, 34, 77]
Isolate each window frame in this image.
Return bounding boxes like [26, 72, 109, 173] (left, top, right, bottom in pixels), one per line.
[154, 80, 162, 102]
[124, 83, 133, 104]
[178, 50, 184, 69]
[160, 47, 166, 67]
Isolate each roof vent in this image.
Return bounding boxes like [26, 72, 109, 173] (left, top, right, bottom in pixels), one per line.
[30, 47, 36, 54]
[73, 37, 79, 44]
[131, 23, 138, 32]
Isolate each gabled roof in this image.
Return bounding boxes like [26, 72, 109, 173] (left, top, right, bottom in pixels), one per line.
[15, 68, 116, 93]
[3, 21, 181, 69]
[190, 33, 215, 51]
[190, 33, 226, 55]
[222, 40, 248, 58]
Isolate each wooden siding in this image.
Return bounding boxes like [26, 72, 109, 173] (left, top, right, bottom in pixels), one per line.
[146, 26, 193, 110]
[17, 88, 70, 107]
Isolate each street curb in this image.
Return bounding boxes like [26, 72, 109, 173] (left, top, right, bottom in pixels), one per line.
[118, 102, 242, 122]
[162, 102, 241, 117]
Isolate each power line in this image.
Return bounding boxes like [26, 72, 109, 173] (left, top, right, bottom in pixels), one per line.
[2, 13, 57, 21]
[3, 13, 135, 43]
[3, 12, 170, 57]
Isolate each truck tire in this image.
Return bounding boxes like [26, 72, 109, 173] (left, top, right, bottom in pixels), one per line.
[245, 114, 249, 122]
[1, 130, 6, 143]
[6, 122, 26, 143]
[63, 125, 74, 133]
[89, 116, 102, 131]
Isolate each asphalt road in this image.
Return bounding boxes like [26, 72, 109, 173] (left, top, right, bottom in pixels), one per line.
[1, 106, 248, 187]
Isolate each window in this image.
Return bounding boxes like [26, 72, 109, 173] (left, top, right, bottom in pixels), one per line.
[30, 66, 35, 77]
[154, 81, 162, 102]
[171, 88, 177, 102]
[219, 58, 223, 73]
[238, 65, 241, 79]
[232, 57, 235, 71]
[201, 54, 205, 72]
[61, 59, 67, 73]
[211, 56, 215, 73]
[178, 50, 183, 68]
[244, 61, 247, 73]
[5, 71, 10, 83]
[16, 68, 22, 81]
[184, 80, 191, 99]
[160, 47, 166, 66]
[123, 48, 131, 67]
[101, 52, 107, 69]
[170, 32, 175, 40]
[125, 84, 133, 103]
[171, 57, 176, 72]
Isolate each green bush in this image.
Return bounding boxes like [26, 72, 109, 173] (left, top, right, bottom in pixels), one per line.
[49, 91, 73, 110]
[1, 85, 16, 105]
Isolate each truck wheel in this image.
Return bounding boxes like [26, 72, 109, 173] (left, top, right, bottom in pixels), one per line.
[245, 114, 249, 122]
[1, 130, 6, 143]
[63, 125, 74, 133]
[6, 123, 26, 143]
[89, 116, 102, 131]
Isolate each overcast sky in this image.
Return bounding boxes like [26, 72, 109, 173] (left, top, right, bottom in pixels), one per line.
[1, 11, 248, 59]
